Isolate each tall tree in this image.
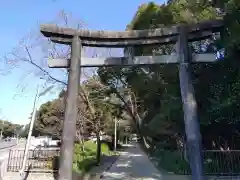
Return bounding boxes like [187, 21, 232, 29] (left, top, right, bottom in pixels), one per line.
[98, 0, 240, 151]
[0, 120, 22, 138]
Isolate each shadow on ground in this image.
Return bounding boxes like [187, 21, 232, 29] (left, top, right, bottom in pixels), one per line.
[101, 144, 163, 180]
[20, 164, 32, 180]
[52, 154, 119, 180]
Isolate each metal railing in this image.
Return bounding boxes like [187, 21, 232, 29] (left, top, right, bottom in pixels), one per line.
[149, 149, 240, 176]
[203, 150, 240, 175]
[178, 150, 240, 175]
[182, 150, 240, 175]
[7, 147, 60, 172]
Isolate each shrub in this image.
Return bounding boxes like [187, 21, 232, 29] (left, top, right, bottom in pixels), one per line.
[72, 140, 110, 173]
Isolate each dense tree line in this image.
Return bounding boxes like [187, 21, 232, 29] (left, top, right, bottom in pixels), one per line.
[0, 120, 23, 138]
[5, 0, 238, 173]
[97, 0, 240, 151]
[30, 0, 240, 152]
[33, 76, 132, 140]
[4, 1, 240, 166]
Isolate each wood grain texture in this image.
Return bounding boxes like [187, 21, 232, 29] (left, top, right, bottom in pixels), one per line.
[48, 54, 216, 68]
[40, 19, 223, 47]
[49, 31, 215, 47]
[177, 25, 205, 179]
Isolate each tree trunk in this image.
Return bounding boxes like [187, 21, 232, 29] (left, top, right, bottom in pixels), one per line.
[96, 130, 101, 165]
[79, 128, 85, 152]
[80, 135, 85, 152]
[76, 128, 85, 152]
[142, 136, 150, 149]
[184, 142, 188, 162]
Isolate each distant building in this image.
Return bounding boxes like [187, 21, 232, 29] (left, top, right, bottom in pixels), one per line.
[29, 136, 60, 149]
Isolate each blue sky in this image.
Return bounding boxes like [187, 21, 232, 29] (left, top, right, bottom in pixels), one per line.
[0, 0, 165, 125]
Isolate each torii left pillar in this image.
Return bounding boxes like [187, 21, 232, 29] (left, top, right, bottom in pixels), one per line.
[58, 36, 81, 180]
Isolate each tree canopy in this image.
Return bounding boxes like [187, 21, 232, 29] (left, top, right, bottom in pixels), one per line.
[97, 0, 240, 150]
[24, 0, 240, 151]
[0, 120, 23, 138]
[33, 75, 132, 142]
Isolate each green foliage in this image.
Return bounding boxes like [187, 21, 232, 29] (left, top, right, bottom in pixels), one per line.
[34, 76, 127, 146]
[18, 124, 29, 138]
[103, 0, 238, 134]
[154, 150, 190, 174]
[0, 120, 22, 138]
[72, 141, 110, 173]
[98, 2, 240, 174]
[34, 99, 64, 138]
[30, 0, 240, 174]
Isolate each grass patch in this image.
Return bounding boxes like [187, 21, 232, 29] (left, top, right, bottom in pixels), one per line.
[72, 140, 112, 173]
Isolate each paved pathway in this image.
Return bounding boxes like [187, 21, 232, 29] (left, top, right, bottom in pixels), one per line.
[0, 139, 17, 150]
[101, 143, 163, 180]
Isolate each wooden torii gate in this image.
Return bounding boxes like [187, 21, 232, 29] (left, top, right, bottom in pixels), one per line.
[40, 20, 223, 180]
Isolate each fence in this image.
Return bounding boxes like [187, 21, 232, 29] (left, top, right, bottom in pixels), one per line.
[149, 149, 240, 176]
[184, 150, 240, 175]
[203, 150, 240, 175]
[7, 147, 60, 172]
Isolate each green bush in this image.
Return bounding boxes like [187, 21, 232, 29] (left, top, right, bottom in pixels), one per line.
[72, 140, 111, 173]
[154, 150, 190, 174]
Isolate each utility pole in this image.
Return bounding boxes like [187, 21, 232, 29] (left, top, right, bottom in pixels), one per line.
[20, 84, 53, 177]
[20, 85, 40, 177]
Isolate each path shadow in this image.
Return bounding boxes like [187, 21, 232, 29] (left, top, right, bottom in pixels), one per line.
[52, 156, 59, 180]
[21, 164, 32, 180]
[101, 145, 163, 180]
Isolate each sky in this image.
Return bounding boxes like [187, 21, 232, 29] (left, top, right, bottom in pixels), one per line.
[0, 0, 165, 125]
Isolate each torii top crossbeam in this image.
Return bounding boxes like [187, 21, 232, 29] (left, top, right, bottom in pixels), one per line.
[40, 20, 223, 47]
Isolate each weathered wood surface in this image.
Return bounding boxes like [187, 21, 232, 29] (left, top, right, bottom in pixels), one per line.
[177, 25, 205, 180]
[48, 54, 216, 68]
[49, 31, 215, 47]
[58, 36, 81, 180]
[41, 20, 222, 40]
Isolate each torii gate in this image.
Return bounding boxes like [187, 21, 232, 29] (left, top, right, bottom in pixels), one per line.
[40, 20, 223, 180]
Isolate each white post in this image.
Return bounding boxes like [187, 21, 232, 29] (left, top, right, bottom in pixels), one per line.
[19, 84, 54, 177]
[114, 118, 117, 151]
[20, 85, 40, 176]
[0, 121, 4, 140]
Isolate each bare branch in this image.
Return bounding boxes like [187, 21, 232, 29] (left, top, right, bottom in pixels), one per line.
[3, 10, 85, 95]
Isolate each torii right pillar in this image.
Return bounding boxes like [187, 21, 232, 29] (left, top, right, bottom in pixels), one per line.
[177, 25, 205, 180]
